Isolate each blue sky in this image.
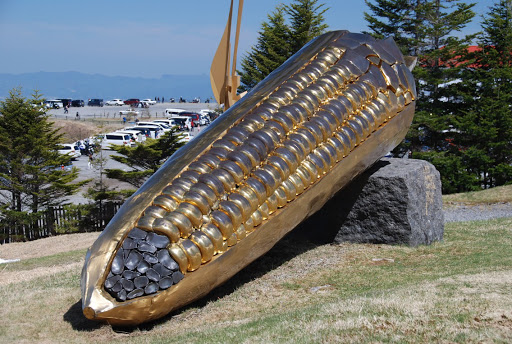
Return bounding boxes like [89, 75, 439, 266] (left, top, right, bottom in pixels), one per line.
[0, 0, 497, 78]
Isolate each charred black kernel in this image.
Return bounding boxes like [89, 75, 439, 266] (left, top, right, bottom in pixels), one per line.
[121, 278, 135, 292]
[138, 242, 157, 253]
[134, 276, 149, 289]
[128, 228, 147, 240]
[117, 289, 127, 301]
[104, 228, 183, 301]
[143, 252, 159, 265]
[146, 232, 170, 249]
[145, 282, 159, 295]
[122, 270, 140, 280]
[153, 263, 172, 277]
[127, 288, 144, 299]
[111, 250, 124, 275]
[146, 268, 160, 282]
[122, 237, 137, 250]
[159, 277, 173, 290]
[136, 260, 150, 273]
[124, 250, 142, 270]
[105, 275, 121, 289]
[172, 271, 184, 284]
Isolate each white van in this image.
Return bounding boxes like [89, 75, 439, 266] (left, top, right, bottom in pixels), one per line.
[116, 130, 146, 143]
[99, 133, 134, 150]
[153, 117, 192, 131]
[45, 99, 64, 109]
[165, 108, 186, 117]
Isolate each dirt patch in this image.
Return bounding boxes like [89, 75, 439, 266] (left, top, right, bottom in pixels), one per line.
[0, 232, 100, 260]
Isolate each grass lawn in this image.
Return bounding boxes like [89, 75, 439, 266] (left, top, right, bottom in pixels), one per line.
[0, 214, 511, 343]
[443, 184, 512, 205]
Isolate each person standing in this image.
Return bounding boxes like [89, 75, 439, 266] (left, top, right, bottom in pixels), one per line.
[88, 152, 93, 169]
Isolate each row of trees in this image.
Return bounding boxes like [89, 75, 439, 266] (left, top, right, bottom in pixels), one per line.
[238, 0, 512, 193]
[0, 89, 184, 241]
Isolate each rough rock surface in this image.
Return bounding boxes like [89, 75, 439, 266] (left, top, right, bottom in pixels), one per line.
[330, 158, 444, 246]
[298, 158, 443, 246]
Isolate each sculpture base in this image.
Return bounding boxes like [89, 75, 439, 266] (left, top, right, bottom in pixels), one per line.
[297, 158, 444, 246]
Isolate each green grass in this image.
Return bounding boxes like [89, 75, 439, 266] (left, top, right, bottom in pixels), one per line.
[443, 184, 512, 205]
[1, 218, 511, 343]
[0, 248, 87, 273]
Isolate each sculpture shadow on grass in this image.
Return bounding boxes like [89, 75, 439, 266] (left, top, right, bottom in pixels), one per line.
[63, 300, 103, 331]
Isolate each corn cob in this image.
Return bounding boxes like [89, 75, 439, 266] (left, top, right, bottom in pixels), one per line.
[81, 30, 416, 325]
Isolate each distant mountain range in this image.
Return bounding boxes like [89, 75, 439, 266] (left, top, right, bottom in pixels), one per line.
[0, 71, 213, 102]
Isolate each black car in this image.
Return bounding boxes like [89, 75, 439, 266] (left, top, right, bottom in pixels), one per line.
[58, 98, 72, 108]
[88, 99, 104, 107]
[71, 99, 85, 107]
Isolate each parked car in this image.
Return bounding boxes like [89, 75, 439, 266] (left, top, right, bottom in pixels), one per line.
[99, 133, 135, 149]
[199, 114, 210, 126]
[57, 143, 81, 159]
[88, 99, 104, 107]
[125, 126, 162, 139]
[135, 121, 171, 132]
[152, 118, 191, 131]
[165, 108, 186, 117]
[179, 132, 191, 143]
[57, 98, 72, 108]
[71, 99, 85, 107]
[116, 130, 146, 143]
[45, 99, 64, 109]
[124, 98, 140, 106]
[169, 116, 193, 131]
[179, 112, 201, 127]
[105, 99, 124, 106]
[140, 99, 157, 105]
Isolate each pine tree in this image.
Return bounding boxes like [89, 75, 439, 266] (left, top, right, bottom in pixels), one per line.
[365, 0, 476, 193]
[238, 0, 328, 92]
[239, 6, 290, 92]
[456, 0, 512, 188]
[0, 88, 86, 239]
[104, 129, 185, 196]
[287, 0, 328, 53]
[364, 0, 419, 55]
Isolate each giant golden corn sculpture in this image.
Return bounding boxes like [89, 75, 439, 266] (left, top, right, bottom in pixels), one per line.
[81, 30, 417, 325]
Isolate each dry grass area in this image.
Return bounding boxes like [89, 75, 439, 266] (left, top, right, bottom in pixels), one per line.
[0, 232, 99, 261]
[52, 119, 122, 143]
[443, 184, 512, 206]
[0, 216, 511, 343]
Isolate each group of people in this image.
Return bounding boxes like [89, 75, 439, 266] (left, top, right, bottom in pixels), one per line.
[74, 139, 96, 169]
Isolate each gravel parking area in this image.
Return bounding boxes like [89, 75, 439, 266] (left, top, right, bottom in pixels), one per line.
[444, 202, 512, 223]
[47, 102, 218, 120]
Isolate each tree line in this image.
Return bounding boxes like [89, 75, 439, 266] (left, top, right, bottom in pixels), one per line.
[238, 0, 512, 193]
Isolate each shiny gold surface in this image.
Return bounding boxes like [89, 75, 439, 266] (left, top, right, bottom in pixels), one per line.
[81, 30, 416, 325]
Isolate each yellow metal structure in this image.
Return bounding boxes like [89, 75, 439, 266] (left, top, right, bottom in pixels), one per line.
[81, 30, 417, 325]
[210, 0, 245, 110]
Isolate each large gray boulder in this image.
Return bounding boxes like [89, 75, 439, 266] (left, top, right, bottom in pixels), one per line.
[297, 158, 444, 246]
